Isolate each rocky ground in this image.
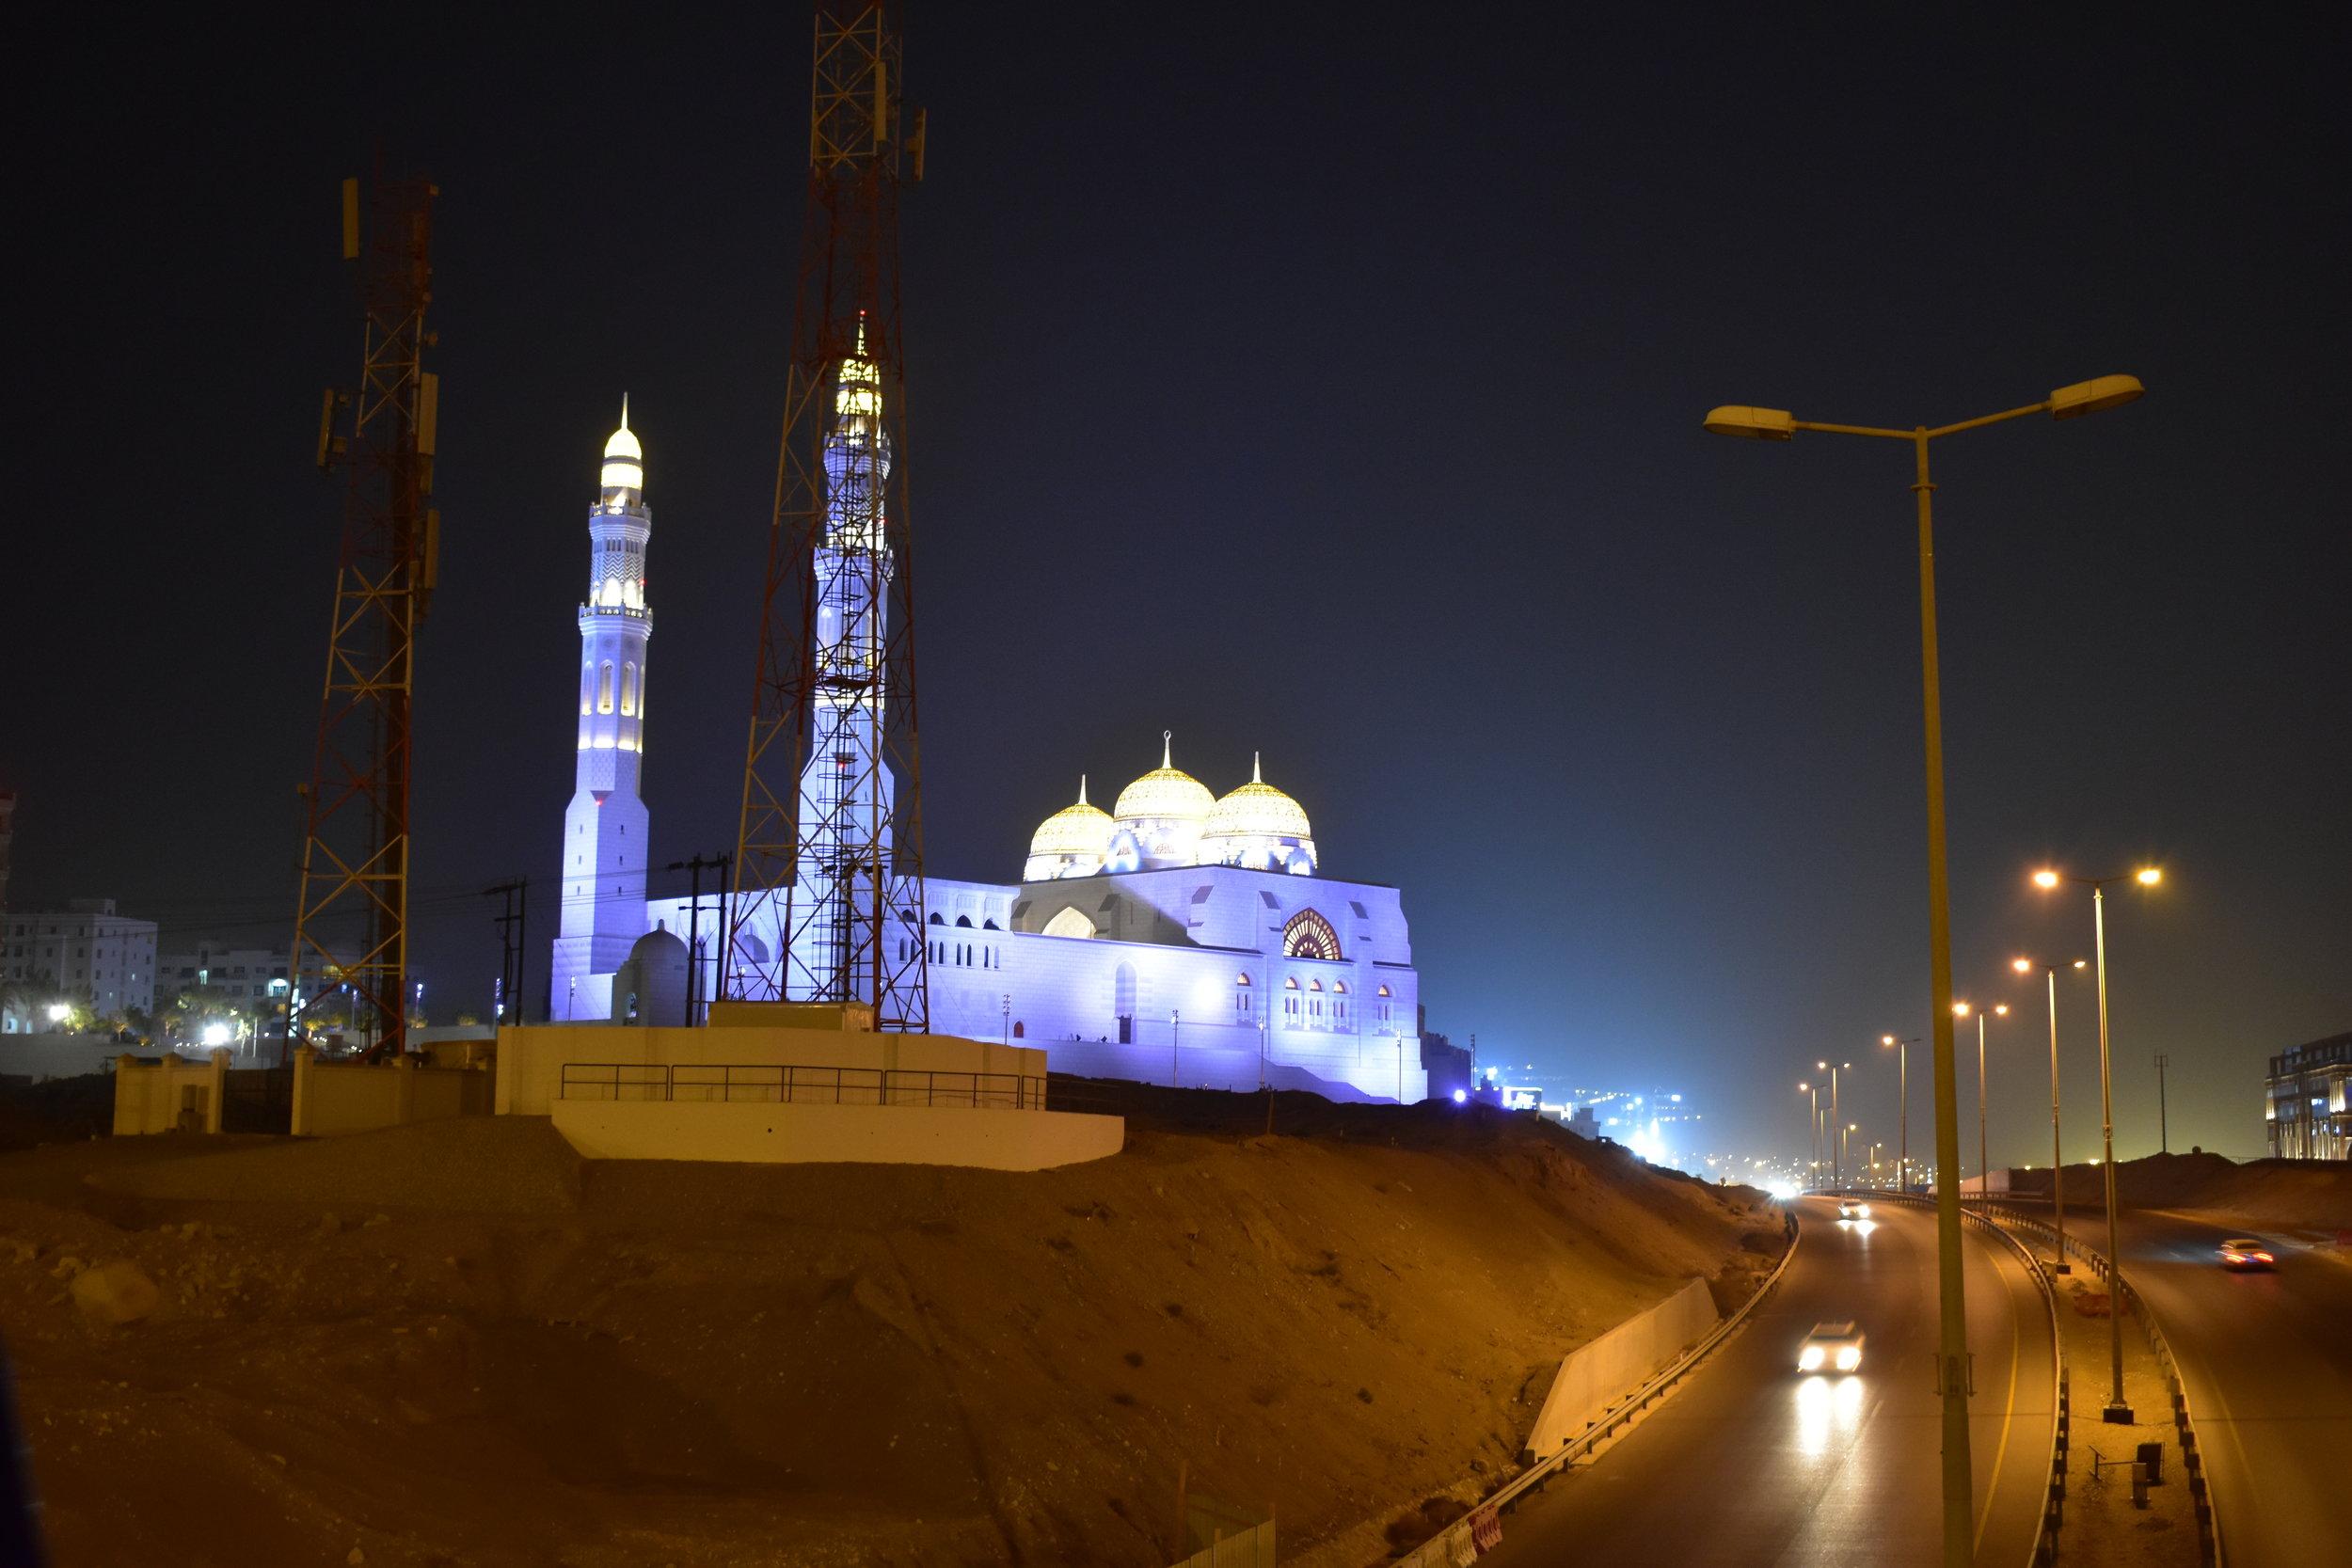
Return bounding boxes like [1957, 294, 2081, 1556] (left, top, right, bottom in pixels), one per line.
[0, 1083, 1781, 1567]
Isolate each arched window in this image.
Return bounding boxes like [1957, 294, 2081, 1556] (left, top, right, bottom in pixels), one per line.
[596, 662, 614, 714]
[1333, 980, 1347, 994]
[983, 919, 1000, 930]
[1280, 908, 1341, 961]
[1235, 973, 1252, 986]
[1041, 907, 1094, 940]
[1376, 985, 1391, 997]
[620, 662, 638, 716]
[580, 663, 594, 715]
[1308, 978, 1323, 992]
[1283, 976, 1299, 990]
[955, 915, 973, 927]
[929, 912, 946, 925]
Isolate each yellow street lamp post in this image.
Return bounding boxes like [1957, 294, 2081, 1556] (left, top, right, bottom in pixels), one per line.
[1883, 1034, 1918, 1194]
[1953, 1001, 2010, 1199]
[2035, 866, 2162, 1421]
[1800, 1081, 1820, 1187]
[1706, 373, 2143, 1567]
[1818, 1059, 1851, 1185]
[2014, 956, 2089, 1272]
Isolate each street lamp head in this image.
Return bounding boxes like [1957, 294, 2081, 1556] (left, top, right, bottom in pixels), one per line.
[2073, 959, 2089, 969]
[2137, 867, 2163, 885]
[2013, 958, 2032, 973]
[2048, 374, 2145, 420]
[1702, 404, 1795, 440]
[1798, 1082, 1809, 1092]
[1882, 1035, 1896, 1046]
[1953, 1001, 1971, 1017]
[1994, 1005, 2009, 1016]
[2033, 870, 2061, 889]
[1817, 1060, 1827, 1070]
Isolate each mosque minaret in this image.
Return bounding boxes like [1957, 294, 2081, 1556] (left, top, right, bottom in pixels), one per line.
[549, 403, 656, 1020]
[792, 323, 898, 993]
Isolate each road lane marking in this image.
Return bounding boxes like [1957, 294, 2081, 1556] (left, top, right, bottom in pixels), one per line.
[1973, 1230, 2025, 1554]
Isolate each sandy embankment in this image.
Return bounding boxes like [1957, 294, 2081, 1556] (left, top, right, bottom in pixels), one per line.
[0, 1093, 1780, 1566]
[2008, 1149, 2352, 1232]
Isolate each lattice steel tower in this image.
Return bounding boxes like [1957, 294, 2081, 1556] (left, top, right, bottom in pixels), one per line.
[293, 171, 440, 1057]
[729, 1, 928, 1027]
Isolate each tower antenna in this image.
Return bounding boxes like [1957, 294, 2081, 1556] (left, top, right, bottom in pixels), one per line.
[729, 0, 927, 1028]
[292, 168, 438, 1061]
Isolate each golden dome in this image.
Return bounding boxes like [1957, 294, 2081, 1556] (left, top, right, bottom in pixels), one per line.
[1114, 734, 1214, 823]
[1202, 757, 1312, 844]
[1028, 776, 1114, 859]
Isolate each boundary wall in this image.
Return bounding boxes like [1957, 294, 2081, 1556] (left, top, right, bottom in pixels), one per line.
[549, 1099, 1123, 1170]
[497, 1017, 1043, 1117]
[292, 1048, 492, 1135]
[1520, 1275, 1719, 1460]
[112, 1051, 229, 1134]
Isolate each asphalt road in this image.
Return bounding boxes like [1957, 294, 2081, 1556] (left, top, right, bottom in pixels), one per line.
[1478, 1196, 2054, 1568]
[2109, 1209, 2352, 1568]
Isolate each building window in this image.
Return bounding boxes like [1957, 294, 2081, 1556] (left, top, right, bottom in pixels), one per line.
[596, 662, 614, 714]
[620, 662, 638, 716]
[1281, 908, 1341, 961]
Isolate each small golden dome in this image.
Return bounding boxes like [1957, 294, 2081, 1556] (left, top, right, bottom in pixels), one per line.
[1029, 777, 1114, 859]
[1114, 734, 1215, 824]
[1202, 781, 1311, 844]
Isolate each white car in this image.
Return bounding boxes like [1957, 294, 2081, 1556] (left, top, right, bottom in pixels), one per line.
[1798, 1322, 1866, 1373]
[1836, 1199, 1869, 1221]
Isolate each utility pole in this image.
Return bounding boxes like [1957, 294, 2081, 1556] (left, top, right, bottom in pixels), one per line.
[485, 879, 527, 1025]
[294, 168, 440, 1064]
[667, 853, 731, 1025]
[2154, 1053, 2170, 1153]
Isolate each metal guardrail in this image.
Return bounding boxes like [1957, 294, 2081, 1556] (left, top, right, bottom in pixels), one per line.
[1973, 1202, 2225, 1568]
[1867, 1191, 2070, 1565]
[1391, 1206, 1805, 1567]
[559, 1062, 1046, 1110]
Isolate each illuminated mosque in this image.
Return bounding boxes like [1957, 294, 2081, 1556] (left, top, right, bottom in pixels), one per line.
[548, 398, 1434, 1103]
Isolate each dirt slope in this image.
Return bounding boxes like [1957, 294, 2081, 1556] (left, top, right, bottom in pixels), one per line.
[2008, 1151, 2352, 1230]
[0, 1093, 1780, 1567]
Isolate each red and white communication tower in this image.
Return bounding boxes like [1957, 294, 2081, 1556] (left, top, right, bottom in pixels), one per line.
[728, 1, 930, 1027]
[293, 171, 440, 1058]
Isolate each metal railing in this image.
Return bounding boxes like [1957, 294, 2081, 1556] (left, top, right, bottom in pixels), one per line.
[1973, 1202, 2225, 1568]
[1393, 1206, 1805, 1567]
[559, 1062, 1046, 1110]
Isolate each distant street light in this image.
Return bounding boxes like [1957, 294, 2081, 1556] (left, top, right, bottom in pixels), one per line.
[1953, 1001, 2009, 1198]
[1799, 1081, 1820, 1185]
[1882, 1035, 1918, 1194]
[1707, 372, 2143, 1568]
[2036, 865, 2164, 1423]
[2014, 956, 2089, 1271]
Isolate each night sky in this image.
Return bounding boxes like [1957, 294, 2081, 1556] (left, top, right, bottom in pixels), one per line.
[13, 6, 2346, 1166]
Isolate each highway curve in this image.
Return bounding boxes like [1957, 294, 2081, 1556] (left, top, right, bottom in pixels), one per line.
[1478, 1196, 2054, 1568]
[2113, 1209, 2352, 1568]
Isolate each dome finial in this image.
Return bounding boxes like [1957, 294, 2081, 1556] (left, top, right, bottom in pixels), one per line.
[1162, 730, 1172, 769]
[1077, 773, 1089, 807]
[620, 391, 629, 432]
[1253, 751, 1262, 784]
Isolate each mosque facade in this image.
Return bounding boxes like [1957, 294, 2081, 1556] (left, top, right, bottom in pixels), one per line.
[545, 414, 1428, 1102]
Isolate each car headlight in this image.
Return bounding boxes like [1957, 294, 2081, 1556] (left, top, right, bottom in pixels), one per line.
[1799, 1346, 1825, 1370]
[1854, 1204, 1870, 1217]
[1836, 1347, 1861, 1370]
